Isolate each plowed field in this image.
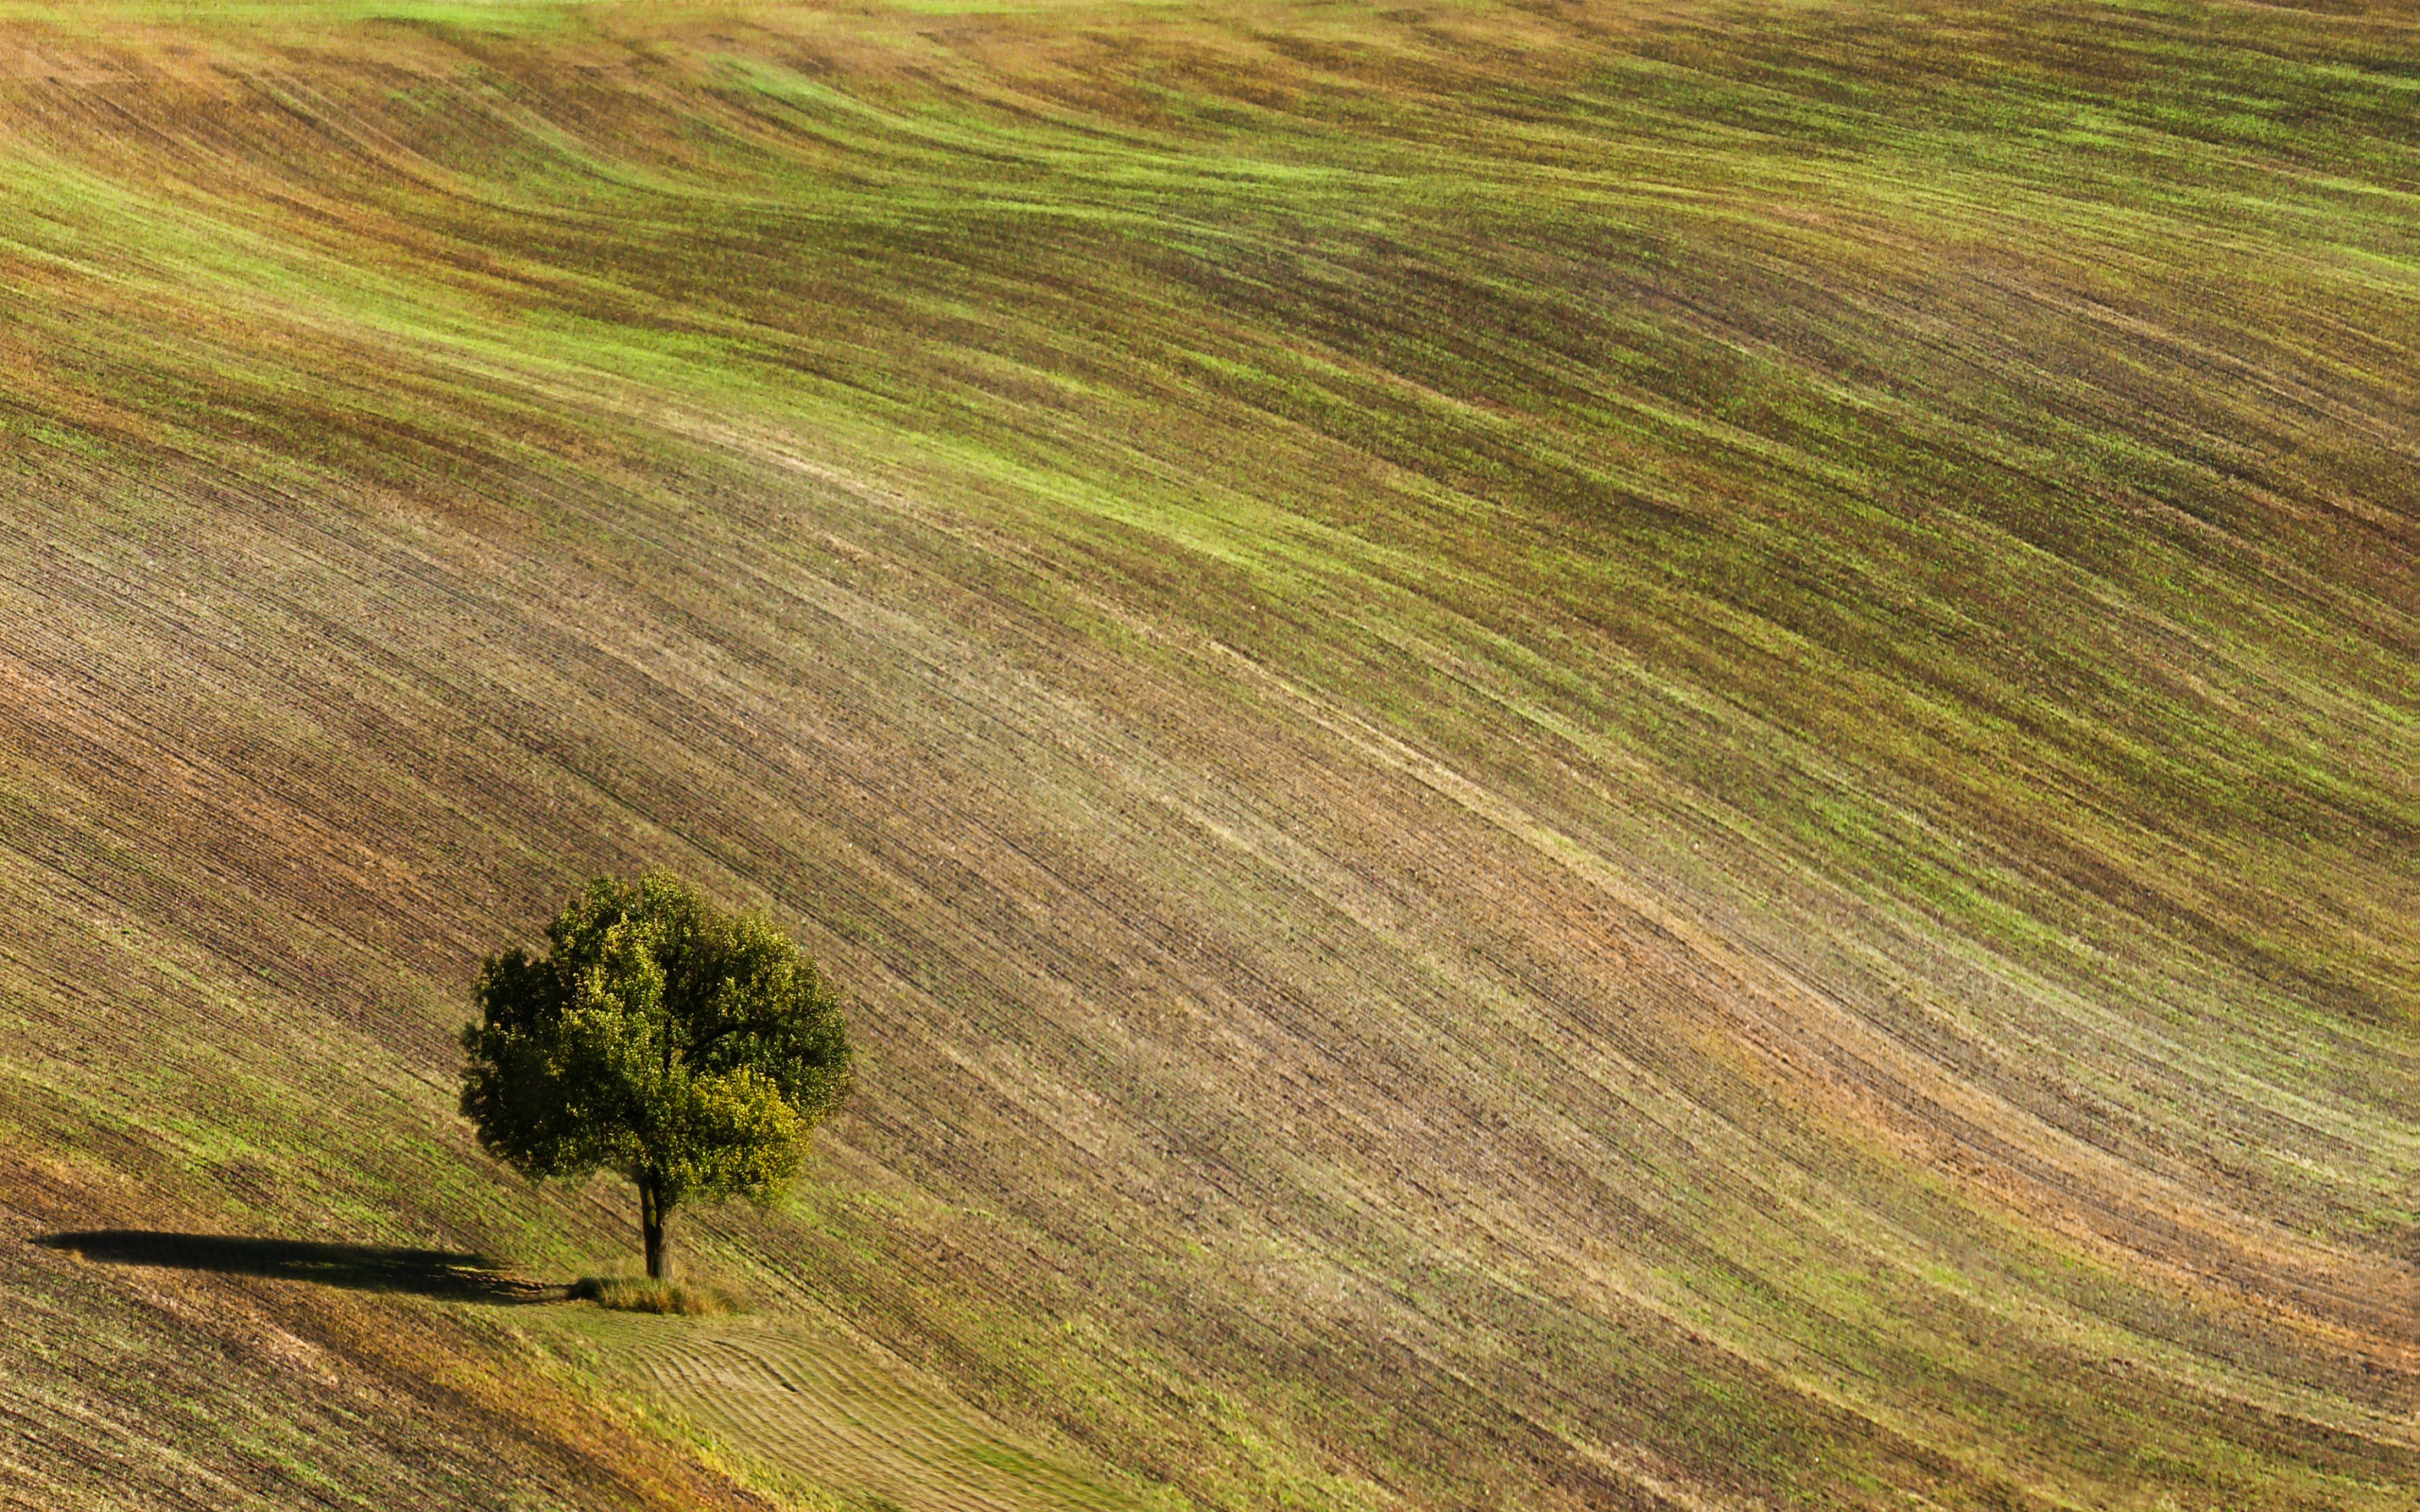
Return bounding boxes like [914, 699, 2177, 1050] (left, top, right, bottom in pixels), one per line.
[538, 1309, 1153, 1512]
[2, 2, 2413, 1508]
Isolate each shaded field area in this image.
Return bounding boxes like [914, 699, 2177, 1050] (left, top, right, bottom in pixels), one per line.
[1, 1, 2414, 1508]
[31, 1230, 550, 1300]
[0, 1157, 773, 1511]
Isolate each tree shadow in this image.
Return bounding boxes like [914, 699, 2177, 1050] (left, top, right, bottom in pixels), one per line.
[31, 1230, 566, 1303]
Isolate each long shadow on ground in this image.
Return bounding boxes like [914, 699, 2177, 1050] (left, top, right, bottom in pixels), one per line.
[32, 1230, 563, 1302]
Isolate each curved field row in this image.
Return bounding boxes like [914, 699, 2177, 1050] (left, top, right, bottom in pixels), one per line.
[561, 1313, 1151, 1512]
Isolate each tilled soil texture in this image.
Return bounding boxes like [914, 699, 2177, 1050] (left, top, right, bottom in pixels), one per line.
[0, 1158, 772, 1512]
[1, 3, 2414, 1510]
[536, 1309, 1154, 1512]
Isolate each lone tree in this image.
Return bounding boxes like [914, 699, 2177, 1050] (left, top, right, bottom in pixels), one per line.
[460, 871, 854, 1280]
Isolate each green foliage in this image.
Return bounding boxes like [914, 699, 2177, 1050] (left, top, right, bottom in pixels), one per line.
[461, 871, 854, 1276]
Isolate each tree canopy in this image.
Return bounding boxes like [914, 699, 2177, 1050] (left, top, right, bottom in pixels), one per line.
[460, 871, 854, 1279]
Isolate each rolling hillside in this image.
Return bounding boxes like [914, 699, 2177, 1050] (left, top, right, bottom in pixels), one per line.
[1, 2, 2413, 1508]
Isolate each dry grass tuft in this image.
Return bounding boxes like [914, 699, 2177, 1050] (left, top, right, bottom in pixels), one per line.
[570, 1276, 738, 1317]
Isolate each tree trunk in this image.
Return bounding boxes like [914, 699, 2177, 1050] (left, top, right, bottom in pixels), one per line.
[639, 1172, 669, 1280]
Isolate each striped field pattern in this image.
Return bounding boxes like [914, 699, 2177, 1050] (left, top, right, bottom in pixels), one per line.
[0, 2, 2413, 1508]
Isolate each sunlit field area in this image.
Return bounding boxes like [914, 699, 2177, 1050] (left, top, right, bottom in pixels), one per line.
[1, 1, 2413, 1507]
